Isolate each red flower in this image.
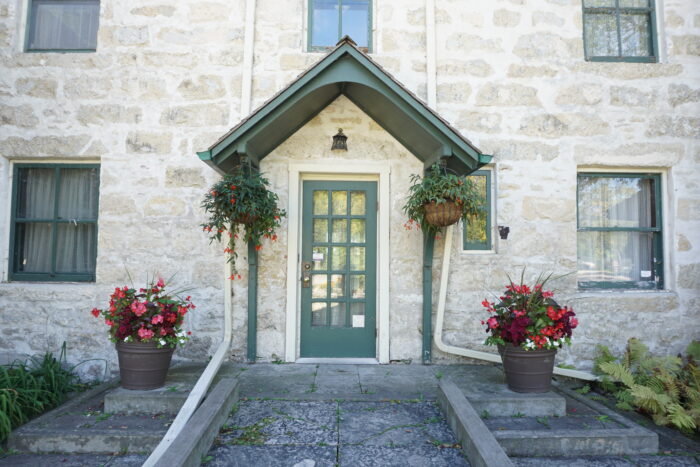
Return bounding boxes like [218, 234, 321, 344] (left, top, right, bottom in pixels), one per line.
[157, 277, 165, 288]
[91, 308, 100, 318]
[138, 327, 154, 340]
[151, 314, 164, 325]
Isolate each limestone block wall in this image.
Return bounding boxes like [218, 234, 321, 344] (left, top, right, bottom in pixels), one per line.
[0, 0, 698, 373]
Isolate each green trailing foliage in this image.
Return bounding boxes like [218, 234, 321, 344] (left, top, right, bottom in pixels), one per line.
[0, 344, 79, 442]
[594, 338, 700, 433]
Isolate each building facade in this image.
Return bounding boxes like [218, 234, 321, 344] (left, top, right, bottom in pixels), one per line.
[0, 0, 698, 377]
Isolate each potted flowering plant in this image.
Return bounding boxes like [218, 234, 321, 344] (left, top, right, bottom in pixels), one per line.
[481, 272, 578, 393]
[201, 166, 286, 277]
[91, 277, 195, 390]
[402, 163, 482, 233]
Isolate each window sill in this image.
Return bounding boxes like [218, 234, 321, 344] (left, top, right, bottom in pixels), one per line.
[585, 56, 657, 63]
[460, 249, 496, 255]
[575, 289, 676, 299]
[25, 49, 96, 54]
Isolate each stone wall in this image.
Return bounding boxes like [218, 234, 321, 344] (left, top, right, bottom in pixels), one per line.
[0, 0, 698, 374]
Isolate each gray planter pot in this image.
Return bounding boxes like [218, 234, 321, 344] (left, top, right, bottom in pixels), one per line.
[499, 343, 556, 393]
[115, 340, 175, 390]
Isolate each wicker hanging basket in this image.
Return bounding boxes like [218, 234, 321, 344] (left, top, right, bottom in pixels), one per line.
[233, 213, 258, 225]
[423, 200, 462, 227]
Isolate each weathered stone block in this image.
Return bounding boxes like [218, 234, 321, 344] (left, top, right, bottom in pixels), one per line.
[126, 132, 172, 154]
[507, 64, 558, 78]
[142, 52, 199, 68]
[493, 9, 521, 27]
[437, 82, 471, 103]
[574, 143, 684, 167]
[556, 84, 602, 105]
[382, 30, 426, 52]
[610, 86, 655, 107]
[188, 2, 230, 22]
[64, 76, 111, 99]
[0, 24, 8, 47]
[672, 35, 700, 56]
[479, 140, 558, 162]
[0, 135, 90, 157]
[678, 264, 700, 290]
[522, 196, 575, 222]
[677, 234, 692, 252]
[532, 11, 565, 27]
[101, 26, 149, 46]
[475, 83, 540, 107]
[130, 5, 176, 17]
[144, 197, 187, 217]
[77, 105, 142, 125]
[177, 75, 225, 100]
[159, 104, 229, 127]
[165, 167, 206, 188]
[519, 113, 609, 138]
[99, 193, 138, 215]
[646, 116, 700, 138]
[437, 59, 493, 77]
[513, 33, 576, 59]
[445, 34, 502, 53]
[570, 62, 683, 79]
[677, 199, 700, 221]
[15, 78, 57, 98]
[665, 11, 684, 28]
[668, 84, 700, 107]
[0, 105, 38, 128]
[457, 111, 502, 133]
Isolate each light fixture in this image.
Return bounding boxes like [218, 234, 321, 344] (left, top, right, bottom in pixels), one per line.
[498, 226, 510, 240]
[331, 128, 347, 151]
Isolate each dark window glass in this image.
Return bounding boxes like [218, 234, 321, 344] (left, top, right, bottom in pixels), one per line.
[309, 0, 370, 50]
[582, 0, 656, 61]
[27, 0, 100, 51]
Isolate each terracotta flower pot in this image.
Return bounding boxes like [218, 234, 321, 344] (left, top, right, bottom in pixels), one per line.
[499, 343, 556, 393]
[115, 340, 175, 390]
[423, 200, 461, 227]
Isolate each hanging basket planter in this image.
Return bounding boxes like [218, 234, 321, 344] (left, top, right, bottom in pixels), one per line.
[423, 200, 462, 227]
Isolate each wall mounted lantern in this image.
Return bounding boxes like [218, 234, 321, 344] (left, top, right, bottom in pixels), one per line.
[331, 129, 347, 151]
[498, 226, 510, 240]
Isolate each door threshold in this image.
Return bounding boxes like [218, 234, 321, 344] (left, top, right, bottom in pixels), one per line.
[296, 358, 379, 365]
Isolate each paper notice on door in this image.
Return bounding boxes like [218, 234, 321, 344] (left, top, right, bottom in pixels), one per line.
[352, 315, 365, 328]
[640, 270, 652, 278]
[313, 252, 324, 261]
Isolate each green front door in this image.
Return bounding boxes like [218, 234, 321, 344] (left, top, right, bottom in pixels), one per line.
[300, 181, 377, 358]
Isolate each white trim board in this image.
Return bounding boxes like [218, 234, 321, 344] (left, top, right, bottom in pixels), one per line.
[284, 161, 391, 363]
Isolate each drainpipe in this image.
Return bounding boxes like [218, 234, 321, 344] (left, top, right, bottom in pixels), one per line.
[422, 232, 436, 363]
[425, 0, 436, 108]
[433, 225, 598, 381]
[240, 0, 256, 117]
[247, 240, 258, 362]
[143, 255, 235, 466]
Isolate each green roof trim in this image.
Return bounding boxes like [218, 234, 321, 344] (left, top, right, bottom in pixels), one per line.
[199, 37, 491, 175]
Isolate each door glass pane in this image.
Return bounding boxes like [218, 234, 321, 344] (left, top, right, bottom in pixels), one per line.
[332, 219, 347, 243]
[329, 302, 346, 327]
[56, 223, 95, 273]
[313, 246, 328, 270]
[350, 219, 365, 243]
[17, 168, 55, 219]
[330, 274, 345, 298]
[577, 231, 654, 283]
[332, 191, 347, 215]
[331, 246, 347, 270]
[313, 219, 328, 243]
[584, 12, 618, 57]
[58, 168, 99, 219]
[312, 302, 328, 327]
[15, 223, 52, 272]
[313, 190, 329, 215]
[341, 0, 370, 48]
[350, 247, 365, 271]
[578, 177, 655, 228]
[350, 191, 366, 215]
[312, 274, 328, 299]
[350, 274, 365, 298]
[311, 0, 339, 48]
[351, 302, 365, 328]
[620, 13, 651, 56]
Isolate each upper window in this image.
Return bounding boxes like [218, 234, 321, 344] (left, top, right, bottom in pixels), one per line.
[463, 170, 492, 251]
[582, 0, 657, 62]
[9, 164, 100, 282]
[26, 0, 100, 52]
[308, 0, 371, 52]
[577, 173, 663, 290]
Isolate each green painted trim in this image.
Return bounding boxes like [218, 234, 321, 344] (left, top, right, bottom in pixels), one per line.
[247, 240, 258, 362]
[463, 170, 492, 251]
[25, 0, 100, 53]
[576, 172, 663, 290]
[307, 0, 373, 53]
[9, 163, 100, 282]
[422, 232, 435, 364]
[582, 0, 657, 62]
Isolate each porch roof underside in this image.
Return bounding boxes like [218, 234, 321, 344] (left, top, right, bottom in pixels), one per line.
[198, 40, 492, 176]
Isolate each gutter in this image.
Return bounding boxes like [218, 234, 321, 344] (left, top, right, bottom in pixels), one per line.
[433, 225, 598, 382]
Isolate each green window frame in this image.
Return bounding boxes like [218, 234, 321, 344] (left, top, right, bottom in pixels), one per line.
[25, 0, 101, 53]
[9, 163, 100, 282]
[576, 172, 663, 290]
[582, 0, 658, 63]
[463, 170, 492, 251]
[308, 0, 372, 52]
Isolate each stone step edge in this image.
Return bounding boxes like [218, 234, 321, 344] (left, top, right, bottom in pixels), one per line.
[7, 430, 164, 454]
[437, 378, 514, 467]
[465, 392, 567, 418]
[152, 376, 240, 467]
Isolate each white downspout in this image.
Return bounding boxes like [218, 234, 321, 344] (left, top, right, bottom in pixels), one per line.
[425, 0, 436, 108]
[145, 0, 258, 462]
[433, 225, 597, 381]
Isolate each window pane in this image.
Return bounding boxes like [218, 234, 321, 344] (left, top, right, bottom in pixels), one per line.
[28, 0, 100, 51]
[578, 177, 655, 228]
[578, 231, 655, 283]
[331, 246, 347, 270]
[350, 191, 365, 215]
[17, 168, 55, 219]
[58, 168, 99, 219]
[583, 0, 615, 6]
[332, 191, 347, 215]
[464, 174, 488, 247]
[312, 274, 328, 298]
[351, 302, 365, 328]
[332, 219, 347, 243]
[330, 274, 345, 298]
[584, 12, 619, 57]
[313, 246, 328, 270]
[350, 246, 365, 271]
[350, 274, 365, 298]
[341, 0, 369, 48]
[56, 223, 96, 273]
[620, 13, 651, 56]
[329, 302, 346, 327]
[313, 190, 329, 215]
[619, 0, 649, 7]
[313, 219, 328, 243]
[15, 223, 52, 272]
[312, 302, 328, 327]
[350, 219, 365, 243]
[311, 0, 339, 48]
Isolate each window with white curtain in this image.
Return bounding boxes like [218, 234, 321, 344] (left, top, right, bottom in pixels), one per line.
[26, 0, 100, 52]
[577, 173, 663, 290]
[10, 164, 99, 281]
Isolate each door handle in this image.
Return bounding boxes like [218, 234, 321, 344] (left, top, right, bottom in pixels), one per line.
[301, 261, 312, 288]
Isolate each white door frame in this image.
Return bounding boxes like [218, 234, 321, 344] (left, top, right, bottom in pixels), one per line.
[284, 161, 391, 363]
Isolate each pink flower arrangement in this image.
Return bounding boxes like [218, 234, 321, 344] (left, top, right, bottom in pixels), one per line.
[90, 277, 195, 348]
[481, 273, 578, 351]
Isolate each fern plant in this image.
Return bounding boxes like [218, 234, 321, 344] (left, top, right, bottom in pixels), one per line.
[594, 338, 700, 433]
